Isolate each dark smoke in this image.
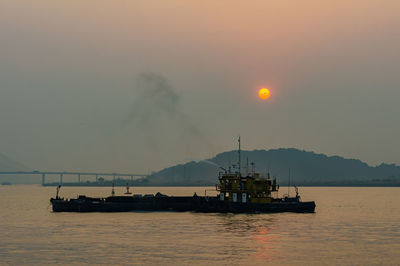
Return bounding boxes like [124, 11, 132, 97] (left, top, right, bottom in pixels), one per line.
[122, 72, 202, 140]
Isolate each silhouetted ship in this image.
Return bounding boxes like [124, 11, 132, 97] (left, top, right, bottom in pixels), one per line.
[50, 138, 315, 213]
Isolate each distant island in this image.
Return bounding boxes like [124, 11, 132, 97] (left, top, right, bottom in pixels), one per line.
[42, 148, 400, 187]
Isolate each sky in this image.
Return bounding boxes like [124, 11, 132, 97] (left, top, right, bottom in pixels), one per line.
[0, 0, 399, 173]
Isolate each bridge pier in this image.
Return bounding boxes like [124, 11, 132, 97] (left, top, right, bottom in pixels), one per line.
[41, 173, 46, 186]
[78, 174, 81, 183]
[60, 173, 63, 185]
[131, 175, 133, 182]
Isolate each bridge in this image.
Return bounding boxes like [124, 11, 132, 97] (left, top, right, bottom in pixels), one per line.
[0, 171, 148, 186]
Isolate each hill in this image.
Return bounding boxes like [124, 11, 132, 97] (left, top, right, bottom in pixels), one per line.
[0, 153, 33, 184]
[144, 149, 400, 186]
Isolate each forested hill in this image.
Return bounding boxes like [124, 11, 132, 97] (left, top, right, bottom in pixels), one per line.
[144, 149, 400, 186]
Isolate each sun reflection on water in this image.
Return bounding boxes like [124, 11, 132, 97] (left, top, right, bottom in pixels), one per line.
[252, 227, 280, 261]
[214, 214, 281, 262]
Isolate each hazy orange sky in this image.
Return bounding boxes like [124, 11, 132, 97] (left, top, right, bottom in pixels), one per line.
[0, 0, 399, 173]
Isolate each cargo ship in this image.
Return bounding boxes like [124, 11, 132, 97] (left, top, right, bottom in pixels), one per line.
[50, 138, 315, 213]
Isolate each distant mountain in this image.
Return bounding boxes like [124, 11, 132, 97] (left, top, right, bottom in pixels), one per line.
[0, 152, 29, 170]
[0, 153, 33, 184]
[144, 149, 400, 186]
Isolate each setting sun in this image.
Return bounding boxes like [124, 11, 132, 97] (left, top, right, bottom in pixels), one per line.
[258, 88, 271, 100]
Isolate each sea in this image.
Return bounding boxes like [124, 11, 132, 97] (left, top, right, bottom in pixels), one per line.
[0, 186, 399, 265]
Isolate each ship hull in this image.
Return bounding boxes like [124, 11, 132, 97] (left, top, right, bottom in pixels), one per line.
[50, 196, 315, 213]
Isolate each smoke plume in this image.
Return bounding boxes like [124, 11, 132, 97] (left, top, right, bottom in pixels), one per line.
[122, 72, 204, 154]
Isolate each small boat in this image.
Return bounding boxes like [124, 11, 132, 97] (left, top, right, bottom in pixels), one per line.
[50, 138, 316, 213]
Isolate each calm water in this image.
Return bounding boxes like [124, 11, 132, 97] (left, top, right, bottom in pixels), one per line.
[0, 186, 399, 265]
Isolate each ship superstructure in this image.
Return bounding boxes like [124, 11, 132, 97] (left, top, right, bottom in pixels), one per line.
[217, 137, 284, 204]
[217, 171, 279, 204]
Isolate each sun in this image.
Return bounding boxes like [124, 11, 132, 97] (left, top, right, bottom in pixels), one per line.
[258, 88, 271, 100]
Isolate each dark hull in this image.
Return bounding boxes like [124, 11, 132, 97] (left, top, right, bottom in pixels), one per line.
[50, 196, 315, 213]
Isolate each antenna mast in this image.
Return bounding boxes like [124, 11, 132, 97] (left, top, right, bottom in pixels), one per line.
[246, 157, 249, 175]
[238, 136, 241, 176]
[288, 168, 291, 197]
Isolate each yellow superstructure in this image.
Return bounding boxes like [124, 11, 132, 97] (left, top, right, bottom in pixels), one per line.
[216, 171, 279, 204]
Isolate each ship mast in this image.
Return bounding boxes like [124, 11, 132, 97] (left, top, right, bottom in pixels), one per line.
[288, 168, 291, 197]
[238, 136, 241, 176]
